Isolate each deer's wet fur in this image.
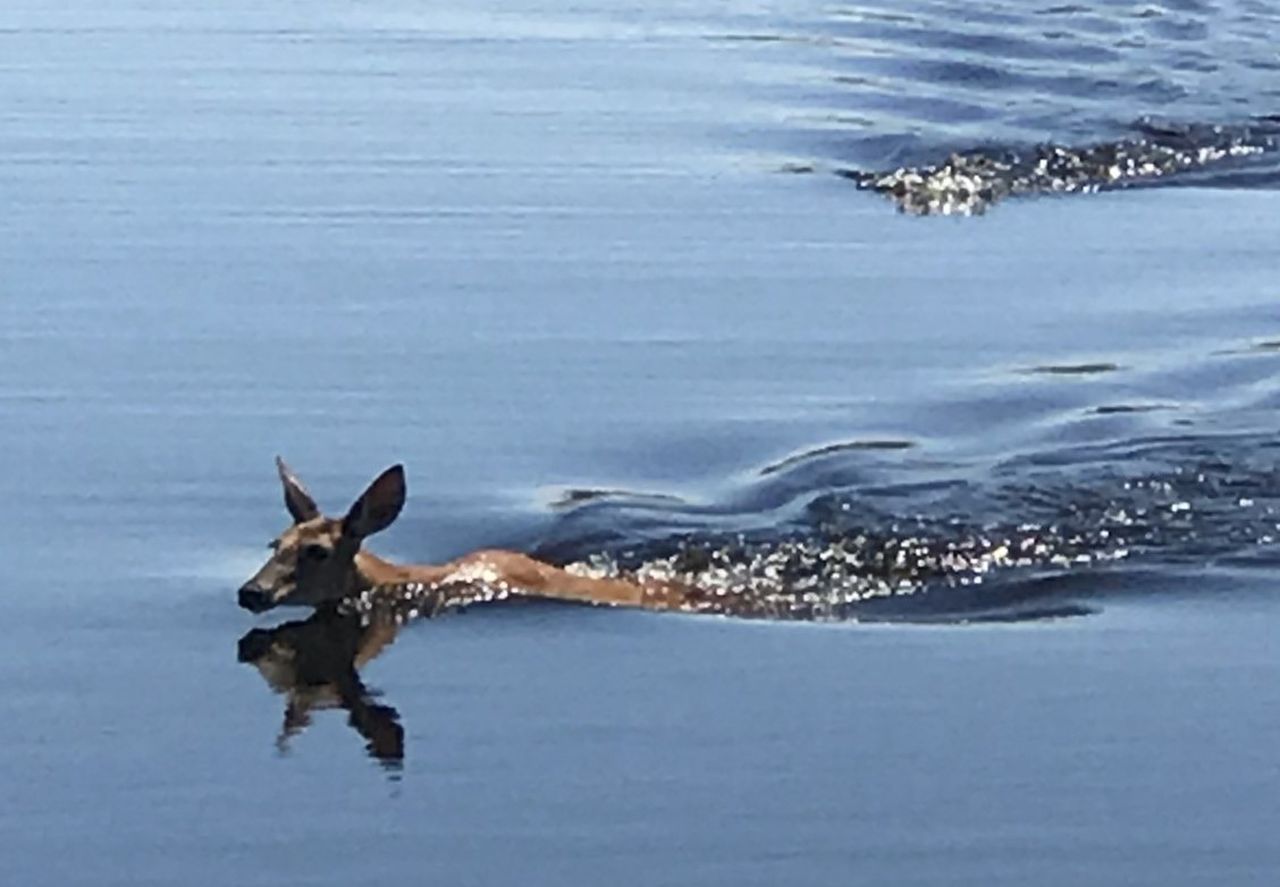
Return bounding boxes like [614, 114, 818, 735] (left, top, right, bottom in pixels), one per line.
[238, 457, 696, 616]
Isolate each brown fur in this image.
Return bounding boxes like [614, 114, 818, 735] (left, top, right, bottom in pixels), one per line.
[238, 458, 692, 614]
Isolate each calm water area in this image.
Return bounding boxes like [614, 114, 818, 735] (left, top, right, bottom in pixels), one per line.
[2, 1, 1279, 884]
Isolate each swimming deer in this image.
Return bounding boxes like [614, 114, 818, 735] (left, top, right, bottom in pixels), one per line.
[238, 458, 695, 615]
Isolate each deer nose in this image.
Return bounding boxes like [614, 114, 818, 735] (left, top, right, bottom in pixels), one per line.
[238, 583, 273, 613]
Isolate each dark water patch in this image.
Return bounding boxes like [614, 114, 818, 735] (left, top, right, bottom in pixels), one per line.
[1091, 403, 1174, 415]
[1210, 338, 1280, 356]
[850, 583, 1100, 623]
[1028, 361, 1121, 375]
[777, 161, 817, 174]
[759, 438, 916, 476]
[546, 487, 688, 510]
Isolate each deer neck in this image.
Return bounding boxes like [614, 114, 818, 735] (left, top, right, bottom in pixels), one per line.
[353, 549, 449, 592]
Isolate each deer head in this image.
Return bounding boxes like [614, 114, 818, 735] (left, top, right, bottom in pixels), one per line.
[238, 458, 406, 613]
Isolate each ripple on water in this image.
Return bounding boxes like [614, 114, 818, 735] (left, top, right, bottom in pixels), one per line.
[758, 439, 916, 476]
[749, 0, 1280, 211]
[523, 423, 1280, 624]
[1028, 361, 1122, 376]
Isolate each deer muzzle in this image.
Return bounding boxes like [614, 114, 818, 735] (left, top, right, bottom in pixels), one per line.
[238, 583, 275, 613]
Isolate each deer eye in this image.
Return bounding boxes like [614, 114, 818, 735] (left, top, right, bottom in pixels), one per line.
[302, 544, 330, 561]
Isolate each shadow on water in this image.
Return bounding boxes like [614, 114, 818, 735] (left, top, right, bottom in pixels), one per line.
[238, 608, 405, 773]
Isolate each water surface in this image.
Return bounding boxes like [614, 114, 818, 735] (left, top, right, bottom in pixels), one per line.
[2, 0, 1279, 884]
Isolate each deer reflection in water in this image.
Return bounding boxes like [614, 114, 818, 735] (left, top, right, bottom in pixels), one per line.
[237, 607, 405, 771]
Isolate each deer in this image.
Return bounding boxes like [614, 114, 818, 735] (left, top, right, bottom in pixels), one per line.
[238, 457, 697, 616]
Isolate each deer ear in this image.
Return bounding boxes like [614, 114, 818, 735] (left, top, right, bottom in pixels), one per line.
[343, 464, 406, 540]
[276, 456, 320, 524]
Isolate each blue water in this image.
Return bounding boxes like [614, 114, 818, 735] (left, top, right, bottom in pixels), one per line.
[2, 1, 1279, 884]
